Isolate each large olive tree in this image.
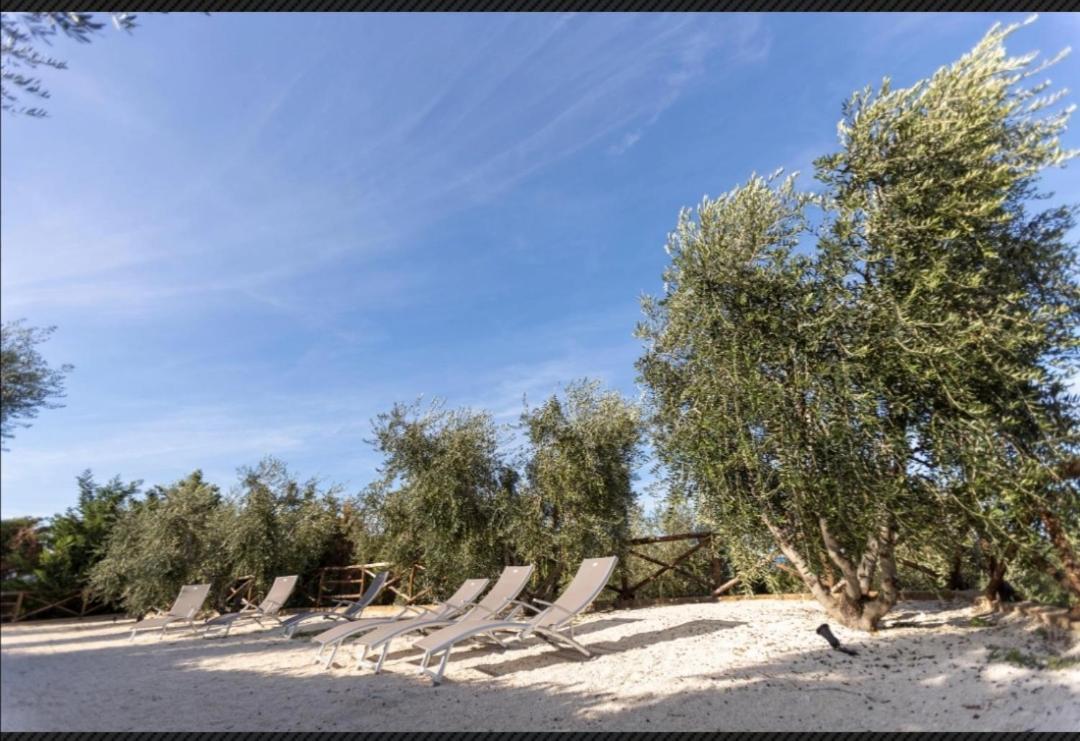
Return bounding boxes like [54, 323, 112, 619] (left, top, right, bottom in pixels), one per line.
[638, 20, 1078, 629]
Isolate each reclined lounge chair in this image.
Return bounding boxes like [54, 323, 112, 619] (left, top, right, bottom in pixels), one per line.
[202, 575, 298, 637]
[279, 571, 389, 638]
[354, 564, 534, 674]
[412, 556, 617, 685]
[310, 576, 491, 669]
[129, 583, 212, 641]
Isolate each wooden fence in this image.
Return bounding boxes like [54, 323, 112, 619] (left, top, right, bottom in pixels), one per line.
[224, 575, 257, 609]
[1, 532, 747, 623]
[609, 531, 737, 602]
[315, 561, 431, 607]
[0, 589, 109, 623]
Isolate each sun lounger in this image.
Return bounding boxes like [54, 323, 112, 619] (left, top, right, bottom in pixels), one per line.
[310, 576, 490, 669]
[128, 583, 212, 641]
[353, 564, 534, 673]
[412, 556, 617, 684]
[202, 575, 298, 637]
[279, 571, 389, 638]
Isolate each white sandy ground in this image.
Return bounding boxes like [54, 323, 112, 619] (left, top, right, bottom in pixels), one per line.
[1, 598, 1077, 731]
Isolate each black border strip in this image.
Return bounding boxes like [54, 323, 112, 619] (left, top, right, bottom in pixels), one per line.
[0, 1, 1074, 13]
[1, 734, 1072, 739]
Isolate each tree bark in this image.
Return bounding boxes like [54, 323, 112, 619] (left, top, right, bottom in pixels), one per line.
[1038, 509, 1080, 602]
[762, 513, 898, 631]
[947, 548, 967, 590]
[984, 543, 1017, 602]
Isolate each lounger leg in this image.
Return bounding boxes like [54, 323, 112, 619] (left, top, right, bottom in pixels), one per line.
[430, 649, 451, 685]
[355, 644, 369, 670]
[373, 643, 390, 674]
[322, 641, 340, 670]
[537, 628, 591, 657]
[419, 651, 431, 676]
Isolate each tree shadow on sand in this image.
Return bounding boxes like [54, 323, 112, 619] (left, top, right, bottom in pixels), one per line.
[326, 616, 646, 670]
[466, 618, 746, 677]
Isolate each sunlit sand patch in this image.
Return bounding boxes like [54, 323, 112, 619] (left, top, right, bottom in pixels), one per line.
[3, 599, 1077, 731]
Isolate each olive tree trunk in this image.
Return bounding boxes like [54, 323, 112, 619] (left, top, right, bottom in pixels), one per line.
[763, 515, 899, 632]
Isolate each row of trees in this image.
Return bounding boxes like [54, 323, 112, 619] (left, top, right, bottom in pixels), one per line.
[2, 381, 646, 617]
[2, 21, 1077, 630]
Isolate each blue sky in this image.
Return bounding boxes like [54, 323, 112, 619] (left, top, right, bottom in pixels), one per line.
[2, 13, 1078, 519]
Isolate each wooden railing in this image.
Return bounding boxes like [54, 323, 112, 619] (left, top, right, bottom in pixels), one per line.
[314, 561, 430, 607]
[224, 575, 257, 609]
[0, 589, 108, 623]
[610, 531, 736, 602]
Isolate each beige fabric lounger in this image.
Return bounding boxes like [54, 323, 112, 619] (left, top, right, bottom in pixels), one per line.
[412, 556, 617, 685]
[310, 576, 490, 669]
[202, 575, 299, 637]
[129, 583, 212, 641]
[353, 564, 534, 673]
[280, 571, 389, 638]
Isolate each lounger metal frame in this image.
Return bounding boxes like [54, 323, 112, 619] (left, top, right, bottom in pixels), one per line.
[311, 578, 490, 670]
[128, 583, 212, 642]
[280, 571, 389, 639]
[354, 565, 534, 674]
[415, 557, 617, 685]
[202, 575, 298, 638]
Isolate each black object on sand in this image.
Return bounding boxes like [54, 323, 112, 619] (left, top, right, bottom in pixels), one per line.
[816, 623, 858, 656]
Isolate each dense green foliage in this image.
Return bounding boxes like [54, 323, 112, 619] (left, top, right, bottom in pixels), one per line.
[86, 461, 350, 616]
[516, 380, 643, 597]
[355, 401, 518, 597]
[1, 473, 139, 610]
[36, 472, 140, 595]
[353, 382, 644, 600]
[225, 458, 344, 595]
[1, 320, 73, 449]
[0, 516, 43, 585]
[637, 20, 1079, 628]
[88, 471, 230, 615]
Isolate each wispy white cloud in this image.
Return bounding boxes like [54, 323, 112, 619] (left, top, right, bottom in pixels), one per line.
[0, 14, 770, 518]
[2, 14, 771, 324]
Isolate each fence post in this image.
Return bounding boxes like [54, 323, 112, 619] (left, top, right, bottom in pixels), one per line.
[705, 534, 725, 592]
